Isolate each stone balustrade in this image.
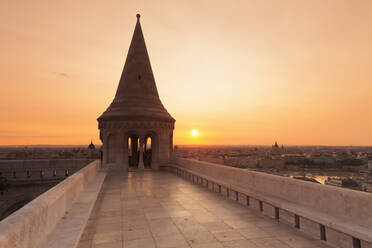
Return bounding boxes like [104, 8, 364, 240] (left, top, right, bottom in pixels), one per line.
[164, 157, 372, 248]
[0, 159, 93, 180]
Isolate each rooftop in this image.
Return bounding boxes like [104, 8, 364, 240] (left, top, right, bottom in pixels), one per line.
[78, 171, 330, 248]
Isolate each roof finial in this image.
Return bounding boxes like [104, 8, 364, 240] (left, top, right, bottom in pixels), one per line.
[136, 13, 141, 20]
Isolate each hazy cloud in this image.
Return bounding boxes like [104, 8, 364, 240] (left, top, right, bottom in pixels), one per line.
[54, 72, 70, 78]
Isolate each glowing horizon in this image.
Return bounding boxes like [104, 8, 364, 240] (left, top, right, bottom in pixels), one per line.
[1, 1, 372, 146]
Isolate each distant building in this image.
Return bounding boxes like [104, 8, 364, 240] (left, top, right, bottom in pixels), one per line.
[271, 141, 284, 157]
[284, 154, 306, 164]
[88, 141, 95, 150]
[368, 160, 372, 171]
[258, 158, 285, 169]
[272, 141, 279, 149]
[310, 153, 335, 165]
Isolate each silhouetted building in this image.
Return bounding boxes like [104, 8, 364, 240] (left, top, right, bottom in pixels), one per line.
[88, 141, 95, 150]
[273, 141, 279, 149]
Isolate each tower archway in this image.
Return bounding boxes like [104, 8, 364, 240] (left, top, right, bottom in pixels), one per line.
[127, 135, 139, 168]
[144, 131, 160, 170]
[144, 137, 152, 168]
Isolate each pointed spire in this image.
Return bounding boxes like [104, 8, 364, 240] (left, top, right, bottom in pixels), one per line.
[98, 14, 175, 122]
[114, 13, 160, 101]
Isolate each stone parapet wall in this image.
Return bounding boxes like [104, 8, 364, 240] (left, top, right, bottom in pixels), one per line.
[169, 157, 372, 248]
[174, 157, 372, 228]
[0, 159, 93, 180]
[0, 160, 101, 248]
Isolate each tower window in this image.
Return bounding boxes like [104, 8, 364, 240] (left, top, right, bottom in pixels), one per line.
[138, 74, 142, 80]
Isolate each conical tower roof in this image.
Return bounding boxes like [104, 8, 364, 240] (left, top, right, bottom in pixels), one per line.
[98, 14, 175, 123]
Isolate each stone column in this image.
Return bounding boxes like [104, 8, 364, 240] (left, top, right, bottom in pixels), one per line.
[122, 134, 129, 172]
[102, 134, 109, 166]
[116, 130, 128, 172]
[151, 134, 159, 170]
[132, 137, 138, 166]
[138, 136, 145, 170]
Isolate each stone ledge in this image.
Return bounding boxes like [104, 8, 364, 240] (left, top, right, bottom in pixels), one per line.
[0, 160, 103, 248]
[41, 172, 106, 248]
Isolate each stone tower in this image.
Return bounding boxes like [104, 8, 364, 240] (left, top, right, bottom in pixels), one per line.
[98, 14, 175, 171]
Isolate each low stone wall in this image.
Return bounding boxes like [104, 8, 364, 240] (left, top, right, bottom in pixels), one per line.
[170, 158, 372, 248]
[0, 159, 93, 180]
[0, 160, 101, 248]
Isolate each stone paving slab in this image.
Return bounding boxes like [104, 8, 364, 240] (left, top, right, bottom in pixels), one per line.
[78, 171, 332, 248]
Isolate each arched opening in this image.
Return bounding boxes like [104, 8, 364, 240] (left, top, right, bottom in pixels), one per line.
[144, 137, 152, 168]
[144, 132, 159, 169]
[128, 135, 139, 168]
[124, 132, 158, 170]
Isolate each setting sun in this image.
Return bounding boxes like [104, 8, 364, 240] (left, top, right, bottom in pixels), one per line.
[191, 129, 199, 137]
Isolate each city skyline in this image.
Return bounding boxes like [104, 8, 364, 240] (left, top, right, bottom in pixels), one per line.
[1, 0, 372, 146]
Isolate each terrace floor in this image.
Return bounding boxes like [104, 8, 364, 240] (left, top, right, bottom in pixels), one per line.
[77, 171, 331, 248]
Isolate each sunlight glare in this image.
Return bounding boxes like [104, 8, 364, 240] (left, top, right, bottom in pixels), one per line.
[191, 129, 199, 137]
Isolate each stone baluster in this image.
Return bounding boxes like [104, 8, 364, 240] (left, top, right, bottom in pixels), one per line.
[138, 136, 145, 170]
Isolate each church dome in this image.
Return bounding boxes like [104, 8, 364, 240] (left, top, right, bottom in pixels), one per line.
[88, 141, 95, 150]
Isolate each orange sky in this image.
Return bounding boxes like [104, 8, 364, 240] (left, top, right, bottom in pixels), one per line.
[1, 0, 372, 146]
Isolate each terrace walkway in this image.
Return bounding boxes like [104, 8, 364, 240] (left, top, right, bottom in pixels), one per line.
[77, 171, 331, 248]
